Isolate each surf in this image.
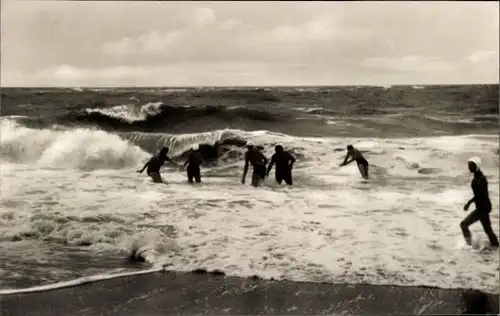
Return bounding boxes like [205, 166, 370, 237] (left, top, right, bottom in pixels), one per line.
[1, 119, 498, 175]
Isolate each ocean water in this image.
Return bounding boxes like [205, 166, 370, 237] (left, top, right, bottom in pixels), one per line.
[0, 85, 499, 293]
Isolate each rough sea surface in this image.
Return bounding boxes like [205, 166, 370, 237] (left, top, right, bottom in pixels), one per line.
[0, 85, 498, 293]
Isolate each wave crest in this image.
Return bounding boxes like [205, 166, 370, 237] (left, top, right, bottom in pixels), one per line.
[65, 103, 286, 133]
[0, 120, 148, 169]
[0, 120, 267, 169]
[1, 119, 498, 175]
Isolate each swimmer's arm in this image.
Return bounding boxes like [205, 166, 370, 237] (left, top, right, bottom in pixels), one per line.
[267, 155, 276, 176]
[163, 156, 180, 168]
[340, 153, 353, 166]
[242, 155, 250, 183]
[464, 178, 487, 209]
[464, 196, 475, 211]
[343, 158, 355, 165]
[137, 159, 151, 173]
[289, 154, 296, 167]
[183, 159, 189, 168]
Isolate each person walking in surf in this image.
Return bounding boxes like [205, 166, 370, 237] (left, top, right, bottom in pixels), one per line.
[241, 141, 268, 187]
[137, 147, 173, 183]
[183, 143, 203, 183]
[339, 145, 369, 179]
[460, 157, 499, 248]
[267, 145, 296, 185]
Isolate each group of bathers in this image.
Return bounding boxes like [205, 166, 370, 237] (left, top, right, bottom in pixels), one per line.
[138, 141, 368, 185]
[138, 142, 498, 248]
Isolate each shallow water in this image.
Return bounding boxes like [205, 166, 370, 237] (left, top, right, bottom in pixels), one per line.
[1, 130, 498, 293]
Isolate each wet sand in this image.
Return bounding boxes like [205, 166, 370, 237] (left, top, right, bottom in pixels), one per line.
[2, 269, 498, 315]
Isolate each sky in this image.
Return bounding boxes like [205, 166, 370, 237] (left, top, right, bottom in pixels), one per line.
[1, 1, 498, 87]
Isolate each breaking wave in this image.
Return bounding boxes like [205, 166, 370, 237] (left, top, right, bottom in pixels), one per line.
[0, 119, 274, 169]
[13, 102, 291, 134]
[1, 119, 498, 177]
[6, 98, 497, 137]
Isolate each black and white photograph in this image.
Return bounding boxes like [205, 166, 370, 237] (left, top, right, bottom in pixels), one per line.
[1, 1, 499, 315]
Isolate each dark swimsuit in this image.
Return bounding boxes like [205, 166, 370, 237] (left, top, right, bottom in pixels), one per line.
[146, 156, 163, 173]
[471, 172, 491, 213]
[272, 152, 294, 185]
[356, 157, 369, 167]
[253, 164, 267, 179]
[246, 150, 267, 179]
[460, 170, 499, 247]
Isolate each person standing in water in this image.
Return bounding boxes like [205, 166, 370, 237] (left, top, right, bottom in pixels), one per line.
[267, 145, 296, 185]
[137, 147, 173, 183]
[183, 143, 203, 183]
[241, 141, 268, 187]
[460, 157, 499, 247]
[339, 145, 369, 179]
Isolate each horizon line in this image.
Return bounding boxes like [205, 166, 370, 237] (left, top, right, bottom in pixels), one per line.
[1, 83, 499, 89]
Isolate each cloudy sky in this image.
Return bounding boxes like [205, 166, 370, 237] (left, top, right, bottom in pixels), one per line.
[1, 1, 498, 87]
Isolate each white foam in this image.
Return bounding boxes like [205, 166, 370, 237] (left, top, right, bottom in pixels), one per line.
[84, 101, 163, 123]
[0, 268, 164, 295]
[0, 124, 498, 293]
[293, 107, 324, 113]
[0, 120, 149, 169]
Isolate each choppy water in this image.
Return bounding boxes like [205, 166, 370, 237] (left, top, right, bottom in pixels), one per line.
[0, 85, 499, 293]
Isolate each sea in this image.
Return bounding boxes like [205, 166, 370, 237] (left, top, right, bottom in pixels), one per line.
[0, 85, 498, 294]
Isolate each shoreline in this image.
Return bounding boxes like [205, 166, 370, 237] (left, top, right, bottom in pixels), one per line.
[2, 268, 498, 315]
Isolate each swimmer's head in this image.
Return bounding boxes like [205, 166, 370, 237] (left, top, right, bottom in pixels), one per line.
[468, 156, 481, 173]
[246, 140, 255, 149]
[347, 145, 354, 151]
[275, 145, 283, 152]
[191, 143, 199, 151]
[159, 147, 169, 157]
